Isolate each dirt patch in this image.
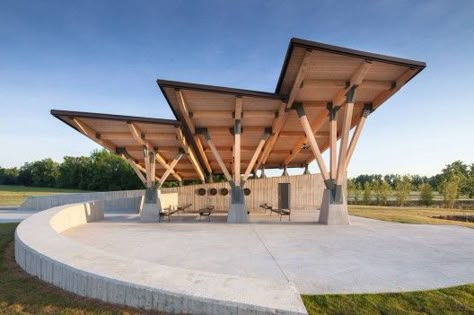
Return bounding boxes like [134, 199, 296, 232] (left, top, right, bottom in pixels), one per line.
[430, 215, 474, 223]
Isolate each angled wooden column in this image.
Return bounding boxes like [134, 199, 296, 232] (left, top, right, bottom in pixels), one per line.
[284, 109, 328, 165]
[128, 122, 182, 182]
[243, 128, 271, 182]
[158, 150, 184, 187]
[293, 103, 330, 184]
[116, 148, 147, 185]
[345, 103, 372, 171]
[335, 87, 356, 187]
[175, 127, 205, 182]
[198, 129, 232, 181]
[255, 102, 288, 172]
[176, 89, 212, 174]
[233, 97, 242, 186]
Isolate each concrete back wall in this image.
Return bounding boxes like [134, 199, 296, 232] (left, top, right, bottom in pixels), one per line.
[162, 174, 325, 212]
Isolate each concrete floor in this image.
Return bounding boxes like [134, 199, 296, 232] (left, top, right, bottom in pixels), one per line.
[62, 211, 474, 294]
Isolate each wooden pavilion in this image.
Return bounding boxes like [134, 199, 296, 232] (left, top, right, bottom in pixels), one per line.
[52, 38, 425, 224]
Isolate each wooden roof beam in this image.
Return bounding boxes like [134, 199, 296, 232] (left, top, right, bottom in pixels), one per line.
[302, 79, 392, 90]
[158, 150, 184, 187]
[286, 50, 312, 109]
[332, 61, 372, 106]
[71, 118, 116, 152]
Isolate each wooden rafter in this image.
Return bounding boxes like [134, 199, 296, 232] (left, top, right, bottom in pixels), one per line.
[286, 50, 312, 109]
[71, 118, 116, 151]
[302, 79, 392, 90]
[176, 89, 212, 173]
[332, 61, 372, 106]
[372, 68, 419, 108]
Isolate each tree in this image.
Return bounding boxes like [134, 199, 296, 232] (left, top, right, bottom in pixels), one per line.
[440, 175, 460, 208]
[380, 180, 391, 206]
[363, 182, 372, 205]
[419, 183, 433, 206]
[29, 159, 60, 187]
[395, 175, 412, 206]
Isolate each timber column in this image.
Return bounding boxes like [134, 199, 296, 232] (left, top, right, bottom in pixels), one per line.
[139, 145, 161, 222]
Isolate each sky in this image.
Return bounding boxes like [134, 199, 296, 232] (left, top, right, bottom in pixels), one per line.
[0, 0, 473, 177]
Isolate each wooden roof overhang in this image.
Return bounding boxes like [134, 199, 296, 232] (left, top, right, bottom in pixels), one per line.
[158, 38, 426, 179]
[51, 110, 206, 183]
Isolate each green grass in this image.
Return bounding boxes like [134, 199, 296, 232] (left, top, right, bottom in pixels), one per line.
[0, 185, 87, 207]
[349, 205, 474, 228]
[302, 286, 474, 315]
[1, 224, 473, 314]
[0, 223, 166, 314]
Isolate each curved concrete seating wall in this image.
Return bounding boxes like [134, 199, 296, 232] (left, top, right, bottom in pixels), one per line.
[15, 201, 307, 315]
[18, 189, 145, 212]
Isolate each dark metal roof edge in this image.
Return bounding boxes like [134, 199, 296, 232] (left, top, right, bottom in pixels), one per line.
[50, 109, 181, 126]
[275, 37, 427, 93]
[157, 79, 286, 100]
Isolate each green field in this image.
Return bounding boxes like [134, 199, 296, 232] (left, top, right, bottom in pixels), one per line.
[0, 185, 86, 207]
[1, 223, 473, 314]
[349, 205, 474, 228]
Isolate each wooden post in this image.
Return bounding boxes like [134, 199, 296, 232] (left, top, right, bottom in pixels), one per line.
[234, 97, 242, 186]
[335, 88, 356, 186]
[328, 103, 338, 180]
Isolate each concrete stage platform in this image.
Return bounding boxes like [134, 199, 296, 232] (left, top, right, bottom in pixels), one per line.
[63, 211, 474, 294]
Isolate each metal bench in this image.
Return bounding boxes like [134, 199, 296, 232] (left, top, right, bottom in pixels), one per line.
[260, 203, 291, 221]
[199, 205, 215, 222]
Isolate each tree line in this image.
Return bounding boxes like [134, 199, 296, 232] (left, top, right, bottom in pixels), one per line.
[348, 161, 474, 208]
[0, 151, 473, 203]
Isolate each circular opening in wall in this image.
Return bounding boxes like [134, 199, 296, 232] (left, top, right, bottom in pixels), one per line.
[209, 188, 217, 196]
[220, 188, 229, 196]
[197, 188, 206, 196]
[244, 188, 251, 196]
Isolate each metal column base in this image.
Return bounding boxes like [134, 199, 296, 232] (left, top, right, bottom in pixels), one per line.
[318, 189, 350, 225]
[140, 188, 162, 223]
[227, 186, 249, 223]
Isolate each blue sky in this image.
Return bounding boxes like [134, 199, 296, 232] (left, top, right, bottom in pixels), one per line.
[0, 0, 473, 176]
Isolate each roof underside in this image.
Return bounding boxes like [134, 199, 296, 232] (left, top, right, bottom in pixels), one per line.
[51, 110, 202, 181]
[158, 38, 425, 173]
[52, 38, 425, 181]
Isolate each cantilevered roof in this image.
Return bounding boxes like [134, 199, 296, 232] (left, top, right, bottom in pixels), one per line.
[51, 110, 205, 182]
[158, 38, 425, 174]
[52, 37, 425, 182]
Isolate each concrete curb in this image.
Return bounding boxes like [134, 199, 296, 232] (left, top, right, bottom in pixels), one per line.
[15, 201, 308, 314]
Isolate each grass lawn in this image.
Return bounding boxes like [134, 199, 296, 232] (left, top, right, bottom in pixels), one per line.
[0, 185, 87, 207]
[349, 205, 474, 228]
[1, 224, 473, 314]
